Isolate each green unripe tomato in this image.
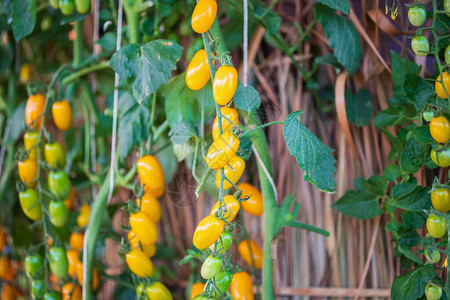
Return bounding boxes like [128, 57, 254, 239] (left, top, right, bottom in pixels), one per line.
[43, 291, 62, 300]
[445, 0, 450, 17]
[423, 111, 434, 122]
[424, 249, 441, 264]
[408, 6, 426, 27]
[59, 0, 75, 15]
[426, 215, 447, 238]
[411, 36, 430, 57]
[200, 255, 222, 279]
[31, 279, 46, 299]
[212, 270, 233, 297]
[209, 231, 233, 254]
[48, 247, 68, 279]
[425, 283, 442, 300]
[49, 200, 68, 227]
[25, 254, 44, 279]
[75, 0, 90, 14]
[445, 45, 450, 66]
[48, 170, 71, 200]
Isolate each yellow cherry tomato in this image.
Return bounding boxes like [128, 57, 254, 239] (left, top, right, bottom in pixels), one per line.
[45, 142, 66, 169]
[210, 195, 240, 222]
[431, 149, 450, 167]
[136, 191, 161, 223]
[25, 94, 46, 130]
[431, 188, 450, 213]
[215, 156, 245, 190]
[129, 211, 158, 245]
[19, 64, 34, 84]
[186, 50, 213, 90]
[213, 66, 238, 105]
[190, 282, 205, 300]
[76, 261, 99, 291]
[0, 257, 10, 279]
[237, 183, 264, 216]
[193, 215, 224, 250]
[436, 72, 450, 98]
[191, 0, 217, 33]
[62, 283, 82, 300]
[0, 229, 6, 251]
[69, 232, 84, 251]
[52, 100, 73, 131]
[64, 187, 76, 210]
[128, 230, 140, 249]
[142, 243, 156, 258]
[18, 158, 38, 187]
[237, 239, 263, 269]
[145, 281, 172, 300]
[77, 204, 90, 227]
[230, 271, 255, 300]
[125, 248, 154, 277]
[430, 116, 450, 144]
[24, 131, 41, 160]
[206, 131, 240, 169]
[66, 249, 80, 278]
[212, 107, 239, 141]
[137, 155, 165, 197]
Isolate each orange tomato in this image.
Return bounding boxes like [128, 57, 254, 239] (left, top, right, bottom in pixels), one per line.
[76, 261, 100, 291]
[190, 282, 205, 299]
[237, 239, 263, 269]
[25, 94, 46, 130]
[0, 229, 6, 251]
[52, 99, 73, 131]
[66, 249, 80, 278]
[62, 283, 82, 300]
[0, 284, 16, 300]
[230, 272, 255, 300]
[64, 187, 76, 210]
[237, 183, 264, 216]
[0, 257, 11, 279]
[69, 232, 85, 251]
[77, 204, 90, 227]
[18, 158, 38, 187]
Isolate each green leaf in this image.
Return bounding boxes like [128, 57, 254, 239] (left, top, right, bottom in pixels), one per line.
[234, 86, 261, 113]
[390, 51, 420, 102]
[169, 122, 197, 144]
[398, 228, 421, 248]
[117, 92, 150, 160]
[353, 175, 387, 197]
[283, 111, 336, 193]
[345, 89, 373, 126]
[391, 181, 431, 212]
[400, 138, 430, 174]
[414, 79, 435, 112]
[6, 102, 26, 143]
[96, 32, 116, 52]
[402, 211, 427, 229]
[383, 164, 402, 181]
[333, 189, 383, 219]
[391, 264, 435, 300]
[12, 0, 36, 41]
[412, 125, 432, 144]
[110, 40, 183, 103]
[313, 53, 343, 69]
[315, 4, 362, 75]
[0, 45, 13, 75]
[317, 0, 350, 14]
[397, 245, 423, 264]
[373, 105, 406, 128]
[163, 74, 215, 128]
[253, 2, 281, 35]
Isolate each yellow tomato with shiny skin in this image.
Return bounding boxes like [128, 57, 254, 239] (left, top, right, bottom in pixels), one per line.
[237, 183, 264, 216]
[186, 50, 212, 90]
[213, 66, 238, 105]
[210, 195, 240, 222]
[137, 155, 165, 197]
[193, 215, 224, 250]
[206, 131, 240, 170]
[237, 239, 263, 269]
[191, 0, 217, 33]
[215, 156, 245, 190]
[212, 107, 239, 140]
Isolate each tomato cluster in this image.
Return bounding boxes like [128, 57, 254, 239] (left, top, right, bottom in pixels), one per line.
[184, 1, 266, 298]
[0, 229, 20, 299]
[121, 155, 172, 299]
[49, 0, 90, 15]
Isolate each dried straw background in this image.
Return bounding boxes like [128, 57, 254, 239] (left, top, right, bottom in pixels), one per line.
[84, 0, 437, 299]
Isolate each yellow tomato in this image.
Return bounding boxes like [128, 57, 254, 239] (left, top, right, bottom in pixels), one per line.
[436, 72, 450, 98]
[77, 204, 90, 227]
[19, 64, 34, 83]
[145, 282, 172, 300]
[215, 156, 245, 190]
[76, 261, 99, 291]
[206, 131, 240, 170]
[210, 195, 240, 222]
[430, 116, 450, 144]
[190, 282, 205, 300]
[237, 183, 264, 216]
[125, 248, 154, 277]
[129, 211, 158, 245]
[191, 0, 217, 33]
[186, 50, 213, 90]
[66, 249, 80, 278]
[24, 131, 41, 160]
[136, 191, 161, 223]
[193, 215, 224, 249]
[212, 107, 239, 140]
[69, 232, 85, 251]
[137, 155, 165, 197]
[213, 66, 238, 105]
[128, 230, 140, 249]
[52, 100, 73, 131]
[62, 283, 82, 300]
[142, 243, 156, 258]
